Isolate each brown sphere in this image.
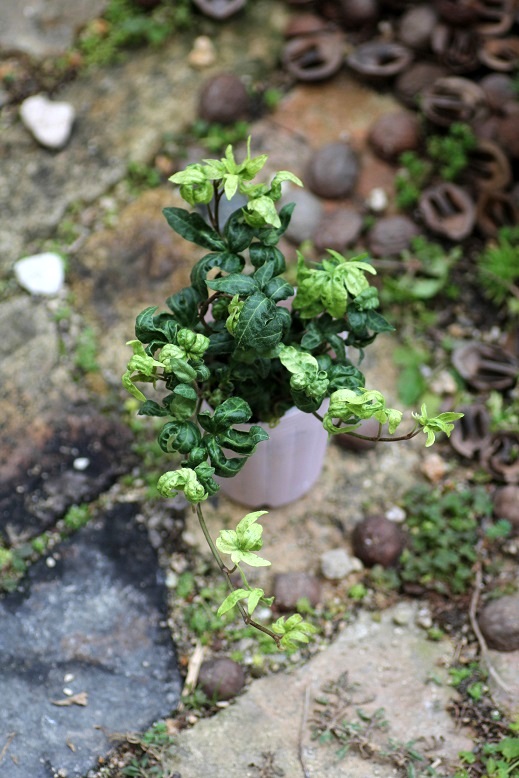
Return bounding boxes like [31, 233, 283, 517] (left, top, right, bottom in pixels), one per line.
[305, 141, 360, 199]
[352, 516, 407, 568]
[368, 111, 422, 162]
[198, 73, 249, 125]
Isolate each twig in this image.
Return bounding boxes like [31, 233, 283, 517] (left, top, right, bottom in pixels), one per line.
[0, 733, 15, 765]
[299, 685, 312, 778]
[469, 559, 511, 697]
[176, 641, 206, 714]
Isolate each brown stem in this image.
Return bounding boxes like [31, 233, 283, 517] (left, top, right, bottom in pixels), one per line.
[469, 550, 511, 698]
[195, 503, 282, 648]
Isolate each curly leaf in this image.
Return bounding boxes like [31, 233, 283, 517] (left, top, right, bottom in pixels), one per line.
[163, 207, 226, 251]
[216, 510, 271, 567]
[198, 397, 252, 433]
[166, 287, 202, 327]
[207, 274, 258, 296]
[157, 467, 209, 503]
[224, 209, 255, 253]
[158, 421, 201, 454]
[190, 252, 245, 296]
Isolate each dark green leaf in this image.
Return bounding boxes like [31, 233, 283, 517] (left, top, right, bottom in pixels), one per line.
[263, 277, 294, 302]
[224, 208, 255, 252]
[193, 462, 219, 496]
[206, 328, 235, 355]
[158, 421, 201, 454]
[249, 243, 286, 273]
[166, 287, 202, 327]
[206, 274, 258, 296]
[163, 207, 226, 250]
[252, 261, 275, 290]
[218, 425, 269, 454]
[205, 437, 248, 477]
[366, 310, 395, 333]
[137, 400, 170, 417]
[234, 292, 286, 353]
[135, 306, 178, 345]
[190, 252, 245, 296]
[327, 363, 365, 392]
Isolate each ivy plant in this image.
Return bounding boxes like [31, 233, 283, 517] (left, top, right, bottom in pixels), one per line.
[123, 139, 463, 646]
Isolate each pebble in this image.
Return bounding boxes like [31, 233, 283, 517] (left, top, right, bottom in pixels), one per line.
[392, 603, 414, 626]
[198, 73, 250, 125]
[385, 505, 406, 524]
[198, 657, 245, 701]
[73, 457, 90, 471]
[20, 94, 75, 150]
[367, 215, 421, 257]
[421, 453, 449, 484]
[305, 141, 360, 199]
[312, 207, 363, 252]
[416, 607, 433, 630]
[273, 572, 322, 611]
[320, 548, 363, 580]
[281, 185, 323, 244]
[365, 187, 388, 212]
[493, 485, 519, 535]
[188, 35, 217, 69]
[352, 515, 407, 568]
[478, 595, 519, 652]
[14, 252, 65, 296]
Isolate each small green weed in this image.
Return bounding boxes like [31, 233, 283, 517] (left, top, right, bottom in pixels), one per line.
[382, 236, 462, 305]
[477, 227, 519, 318]
[190, 118, 250, 154]
[399, 486, 493, 595]
[127, 160, 162, 193]
[63, 504, 91, 531]
[75, 0, 192, 69]
[426, 122, 477, 182]
[75, 326, 100, 373]
[121, 720, 177, 778]
[395, 151, 432, 210]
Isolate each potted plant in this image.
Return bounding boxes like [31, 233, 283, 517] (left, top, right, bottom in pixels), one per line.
[123, 139, 462, 648]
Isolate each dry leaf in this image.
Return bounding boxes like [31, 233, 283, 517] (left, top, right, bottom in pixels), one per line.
[51, 692, 88, 707]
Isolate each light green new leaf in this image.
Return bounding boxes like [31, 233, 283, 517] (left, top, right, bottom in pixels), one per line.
[217, 587, 266, 616]
[224, 173, 239, 201]
[216, 510, 271, 567]
[412, 404, 464, 447]
[247, 196, 281, 228]
[157, 467, 209, 503]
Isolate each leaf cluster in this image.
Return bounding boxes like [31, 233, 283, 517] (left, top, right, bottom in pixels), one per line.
[123, 140, 409, 504]
[399, 485, 493, 595]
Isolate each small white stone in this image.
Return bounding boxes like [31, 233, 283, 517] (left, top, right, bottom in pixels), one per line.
[320, 548, 363, 580]
[385, 505, 406, 523]
[188, 35, 216, 69]
[73, 457, 90, 471]
[63, 673, 75, 683]
[416, 608, 433, 630]
[366, 187, 388, 212]
[14, 252, 65, 296]
[63, 687, 74, 696]
[392, 603, 414, 626]
[20, 94, 75, 150]
[46, 557, 56, 568]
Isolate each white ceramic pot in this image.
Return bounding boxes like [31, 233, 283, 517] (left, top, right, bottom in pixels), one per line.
[216, 403, 329, 508]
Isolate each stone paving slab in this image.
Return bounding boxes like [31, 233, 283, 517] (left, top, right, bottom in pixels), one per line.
[169, 605, 473, 778]
[0, 504, 181, 778]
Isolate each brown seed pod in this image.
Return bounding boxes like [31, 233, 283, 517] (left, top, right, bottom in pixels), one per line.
[419, 183, 476, 240]
[282, 31, 345, 81]
[422, 76, 487, 126]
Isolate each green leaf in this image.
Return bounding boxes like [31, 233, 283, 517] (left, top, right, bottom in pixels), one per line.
[157, 467, 211, 503]
[169, 383, 198, 421]
[158, 421, 201, 454]
[205, 437, 249, 477]
[135, 306, 178, 345]
[163, 207, 226, 251]
[206, 274, 258, 296]
[190, 252, 245, 296]
[218, 426, 269, 454]
[498, 738, 519, 760]
[223, 209, 255, 253]
[234, 292, 285, 353]
[249, 243, 286, 272]
[263, 277, 294, 302]
[138, 399, 169, 417]
[198, 397, 252, 433]
[247, 195, 281, 228]
[217, 588, 250, 616]
[166, 287, 202, 327]
[216, 510, 271, 566]
[256, 202, 296, 245]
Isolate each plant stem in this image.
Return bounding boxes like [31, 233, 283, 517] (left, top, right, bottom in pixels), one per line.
[195, 503, 282, 647]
